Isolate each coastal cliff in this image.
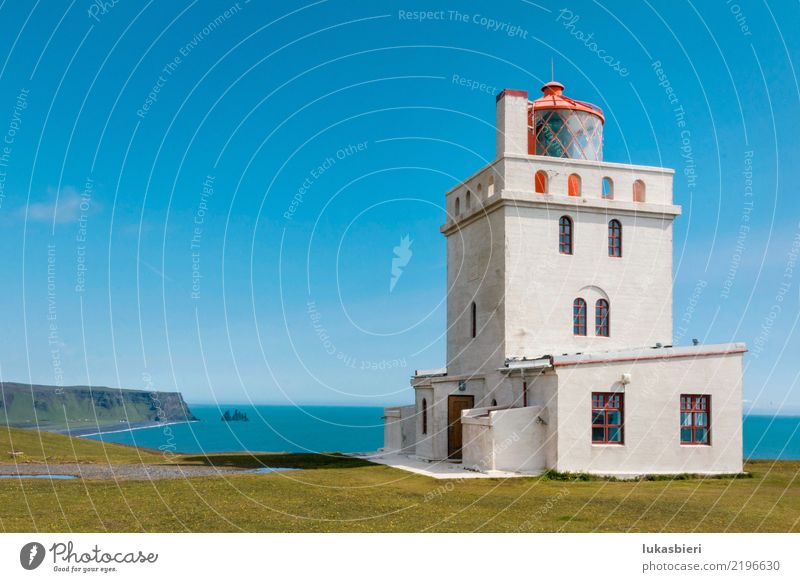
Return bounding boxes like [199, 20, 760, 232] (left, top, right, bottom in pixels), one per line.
[0, 382, 197, 433]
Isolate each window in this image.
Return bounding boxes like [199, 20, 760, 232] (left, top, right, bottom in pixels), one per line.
[466, 190, 472, 211]
[559, 216, 573, 255]
[573, 298, 587, 336]
[491, 399, 497, 407]
[602, 177, 614, 199]
[455, 197, 461, 215]
[568, 173, 581, 196]
[522, 381, 528, 407]
[470, 301, 477, 338]
[592, 392, 623, 444]
[422, 398, 428, 435]
[680, 395, 710, 444]
[535, 170, 548, 194]
[633, 179, 646, 202]
[487, 175, 495, 197]
[595, 299, 610, 337]
[608, 219, 622, 257]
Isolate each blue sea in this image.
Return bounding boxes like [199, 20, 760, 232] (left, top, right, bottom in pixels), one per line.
[85, 406, 800, 460]
[85, 405, 385, 455]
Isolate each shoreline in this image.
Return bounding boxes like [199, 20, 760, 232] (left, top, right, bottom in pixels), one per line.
[68, 420, 199, 438]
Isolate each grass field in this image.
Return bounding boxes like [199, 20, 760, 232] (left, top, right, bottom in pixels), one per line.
[1, 427, 799, 532]
[1, 424, 166, 464]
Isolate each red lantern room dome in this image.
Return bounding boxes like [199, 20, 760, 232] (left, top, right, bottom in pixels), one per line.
[528, 81, 604, 161]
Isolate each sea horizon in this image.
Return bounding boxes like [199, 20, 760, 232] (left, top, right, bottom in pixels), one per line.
[77, 404, 800, 461]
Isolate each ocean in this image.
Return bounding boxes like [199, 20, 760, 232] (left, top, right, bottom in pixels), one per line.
[84, 405, 800, 460]
[84, 405, 386, 455]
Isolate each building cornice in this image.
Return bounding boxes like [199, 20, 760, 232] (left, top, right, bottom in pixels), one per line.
[441, 191, 681, 235]
[552, 343, 747, 367]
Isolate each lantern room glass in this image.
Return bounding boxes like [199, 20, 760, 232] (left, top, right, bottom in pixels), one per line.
[533, 109, 603, 161]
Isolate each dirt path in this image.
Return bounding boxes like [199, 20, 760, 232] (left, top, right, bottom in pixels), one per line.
[0, 463, 272, 480]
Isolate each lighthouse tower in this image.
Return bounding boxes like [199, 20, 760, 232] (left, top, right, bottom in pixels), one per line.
[382, 81, 744, 478]
[448, 82, 676, 379]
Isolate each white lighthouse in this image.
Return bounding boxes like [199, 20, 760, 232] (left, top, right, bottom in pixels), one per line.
[383, 82, 745, 477]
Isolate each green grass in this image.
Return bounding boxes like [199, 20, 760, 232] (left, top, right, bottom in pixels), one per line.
[0, 425, 166, 464]
[0, 427, 798, 532]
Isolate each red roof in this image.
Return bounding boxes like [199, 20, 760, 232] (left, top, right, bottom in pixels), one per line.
[531, 81, 604, 123]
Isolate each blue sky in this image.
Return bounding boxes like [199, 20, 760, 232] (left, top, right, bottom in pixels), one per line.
[0, 1, 798, 411]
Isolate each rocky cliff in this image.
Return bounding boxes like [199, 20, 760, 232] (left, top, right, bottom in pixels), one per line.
[0, 382, 197, 432]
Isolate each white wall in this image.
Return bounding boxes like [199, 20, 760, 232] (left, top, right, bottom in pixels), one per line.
[446, 209, 507, 377]
[462, 405, 549, 473]
[554, 350, 744, 475]
[500, 155, 675, 206]
[503, 202, 674, 357]
[495, 90, 529, 158]
[382, 405, 416, 454]
[413, 385, 434, 459]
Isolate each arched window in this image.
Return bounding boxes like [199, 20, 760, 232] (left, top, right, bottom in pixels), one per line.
[535, 170, 548, 194]
[602, 177, 614, 199]
[568, 173, 581, 196]
[422, 398, 428, 435]
[559, 216, 573, 255]
[633, 180, 646, 202]
[470, 301, 477, 338]
[455, 197, 461, 215]
[608, 219, 622, 257]
[477, 183, 483, 197]
[487, 175, 495, 197]
[573, 298, 587, 336]
[595, 299, 610, 337]
[466, 190, 472, 211]
[491, 399, 497, 407]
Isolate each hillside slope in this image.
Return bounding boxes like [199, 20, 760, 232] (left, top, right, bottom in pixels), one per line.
[0, 382, 196, 432]
[0, 425, 166, 463]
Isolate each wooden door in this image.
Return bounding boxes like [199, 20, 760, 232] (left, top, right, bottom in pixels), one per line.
[447, 395, 474, 459]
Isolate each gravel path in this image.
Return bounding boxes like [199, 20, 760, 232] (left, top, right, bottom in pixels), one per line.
[0, 463, 271, 481]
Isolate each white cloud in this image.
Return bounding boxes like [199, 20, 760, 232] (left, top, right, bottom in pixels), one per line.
[25, 186, 97, 224]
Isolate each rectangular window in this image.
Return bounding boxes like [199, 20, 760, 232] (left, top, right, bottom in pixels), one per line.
[680, 395, 710, 445]
[595, 300, 610, 337]
[573, 299, 587, 336]
[608, 220, 622, 257]
[592, 392, 623, 444]
[559, 217, 573, 255]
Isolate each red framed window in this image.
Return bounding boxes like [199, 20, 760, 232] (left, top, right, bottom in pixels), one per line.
[680, 395, 710, 444]
[633, 179, 646, 202]
[568, 173, 581, 196]
[559, 216, 573, 255]
[595, 299, 610, 337]
[535, 170, 548, 194]
[608, 219, 622, 257]
[573, 298, 587, 335]
[592, 392, 623, 444]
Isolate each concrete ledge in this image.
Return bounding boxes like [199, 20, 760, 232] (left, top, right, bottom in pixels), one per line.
[351, 452, 543, 480]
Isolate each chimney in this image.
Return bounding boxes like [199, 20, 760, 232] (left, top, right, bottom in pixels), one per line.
[495, 89, 529, 159]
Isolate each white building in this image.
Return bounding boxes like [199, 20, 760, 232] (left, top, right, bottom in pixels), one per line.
[383, 82, 745, 477]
